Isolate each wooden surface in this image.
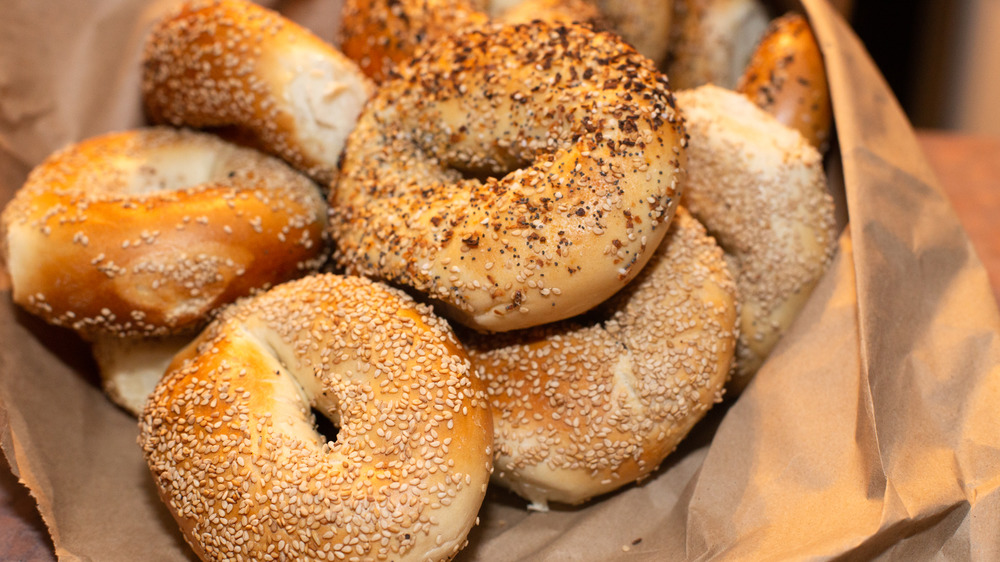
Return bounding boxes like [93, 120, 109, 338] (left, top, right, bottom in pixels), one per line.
[1, 130, 999, 561]
[917, 131, 1000, 305]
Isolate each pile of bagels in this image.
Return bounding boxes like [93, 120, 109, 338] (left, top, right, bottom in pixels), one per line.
[0, 0, 838, 560]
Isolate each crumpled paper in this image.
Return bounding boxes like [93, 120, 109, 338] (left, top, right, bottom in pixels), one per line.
[1, 0, 998, 559]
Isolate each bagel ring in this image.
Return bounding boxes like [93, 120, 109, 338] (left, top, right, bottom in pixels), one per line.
[140, 274, 494, 562]
[465, 208, 738, 508]
[676, 84, 837, 389]
[0, 127, 328, 340]
[331, 22, 686, 333]
[143, 0, 374, 185]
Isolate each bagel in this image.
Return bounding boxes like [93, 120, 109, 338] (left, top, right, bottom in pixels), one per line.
[143, 0, 374, 185]
[666, 0, 770, 90]
[465, 208, 738, 508]
[0, 127, 328, 340]
[340, 0, 671, 84]
[737, 12, 833, 152]
[675, 84, 837, 390]
[330, 22, 687, 332]
[140, 274, 494, 562]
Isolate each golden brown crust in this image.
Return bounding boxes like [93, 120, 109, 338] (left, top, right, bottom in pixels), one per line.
[0, 127, 327, 340]
[465, 208, 738, 507]
[143, 0, 374, 185]
[676, 85, 837, 389]
[737, 12, 833, 152]
[140, 274, 494, 562]
[331, 22, 687, 332]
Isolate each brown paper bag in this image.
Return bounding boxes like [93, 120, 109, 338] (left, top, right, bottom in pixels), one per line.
[2, 0, 999, 559]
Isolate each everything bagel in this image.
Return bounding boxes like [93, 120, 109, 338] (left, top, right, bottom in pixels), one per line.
[330, 22, 687, 332]
[140, 274, 494, 562]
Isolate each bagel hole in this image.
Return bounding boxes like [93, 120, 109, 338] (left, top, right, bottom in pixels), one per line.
[311, 407, 340, 444]
[449, 163, 515, 184]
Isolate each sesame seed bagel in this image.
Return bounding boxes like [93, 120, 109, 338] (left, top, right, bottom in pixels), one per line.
[675, 85, 837, 390]
[737, 13, 833, 152]
[331, 22, 686, 333]
[140, 274, 494, 562]
[0, 127, 327, 340]
[143, 0, 374, 185]
[464, 208, 738, 509]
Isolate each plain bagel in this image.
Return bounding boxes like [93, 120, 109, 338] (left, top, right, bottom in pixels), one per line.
[330, 21, 687, 332]
[140, 273, 494, 562]
[0, 127, 327, 340]
[465, 208, 738, 508]
[143, 0, 374, 185]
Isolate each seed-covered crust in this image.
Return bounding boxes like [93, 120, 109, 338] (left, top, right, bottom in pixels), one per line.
[331, 22, 687, 332]
[737, 12, 833, 152]
[0, 127, 327, 340]
[676, 84, 837, 389]
[465, 208, 738, 508]
[140, 274, 494, 562]
[143, 0, 374, 185]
